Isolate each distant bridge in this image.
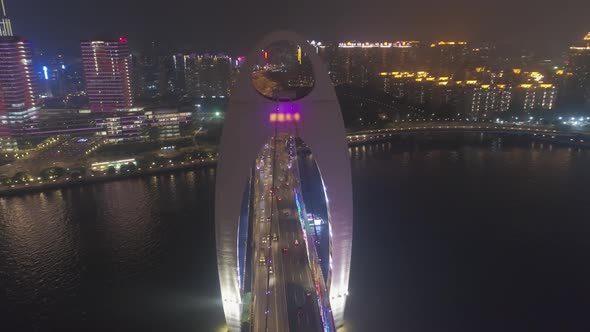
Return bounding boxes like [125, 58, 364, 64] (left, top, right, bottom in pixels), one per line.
[346, 123, 590, 147]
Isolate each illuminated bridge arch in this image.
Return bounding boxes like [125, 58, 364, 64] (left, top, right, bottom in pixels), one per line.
[215, 30, 353, 330]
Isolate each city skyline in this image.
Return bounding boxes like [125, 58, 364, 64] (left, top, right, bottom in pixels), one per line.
[6, 0, 590, 55]
[2, 1, 590, 331]
[0, 0, 589, 176]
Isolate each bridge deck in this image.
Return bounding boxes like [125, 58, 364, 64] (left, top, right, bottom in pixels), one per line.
[251, 135, 325, 332]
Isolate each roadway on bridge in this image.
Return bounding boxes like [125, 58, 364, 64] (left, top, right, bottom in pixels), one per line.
[252, 141, 288, 332]
[274, 136, 323, 332]
[251, 135, 324, 332]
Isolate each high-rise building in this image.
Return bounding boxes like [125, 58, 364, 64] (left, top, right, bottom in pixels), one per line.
[171, 54, 188, 94]
[185, 54, 232, 98]
[155, 55, 176, 96]
[0, 1, 39, 151]
[512, 83, 557, 113]
[81, 38, 133, 112]
[0, 82, 8, 140]
[33, 54, 85, 99]
[0, 37, 39, 137]
[462, 83, 512, 118]
[35, 56, 68, 98]
[428, 41, 469, 77]
[130, 42, 186, 100]
[131, 53, 151, 99]
[0, 0, 13, 37]
[329, 41, 420, 87]
[563, 32, 590, 107]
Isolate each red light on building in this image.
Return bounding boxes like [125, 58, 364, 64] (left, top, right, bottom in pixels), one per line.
[119, 37, 128, 43]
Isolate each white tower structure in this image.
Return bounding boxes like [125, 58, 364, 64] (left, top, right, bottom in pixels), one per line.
[215, 31, 353, 330]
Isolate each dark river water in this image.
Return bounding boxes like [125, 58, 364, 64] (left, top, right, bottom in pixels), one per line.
[2, 132, 590, 332]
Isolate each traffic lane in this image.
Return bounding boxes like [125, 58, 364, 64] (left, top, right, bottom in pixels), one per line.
[252, 236, 267, 330]
[270, 227, 291, 332]
[281, 220, 321, 332]
[254, 257, 267, 331]
[266, 146, 292, 332]
[265, 198, 286, 332]
[252, 202, 270, 331]
[282, 235, 309, 331]
[286, 282, 318, 331]
[277, 205, 322, 331]
[253, 161, 280, 332]
[264, 134, 319, 330]
[252, 136, 289, 331]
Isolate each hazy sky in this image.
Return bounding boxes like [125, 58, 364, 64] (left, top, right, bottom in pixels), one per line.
[7, 0, 590, 55]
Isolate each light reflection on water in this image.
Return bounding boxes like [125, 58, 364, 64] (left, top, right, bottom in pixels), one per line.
[1, 133, 590, 331]
[0, 169, 221, 331]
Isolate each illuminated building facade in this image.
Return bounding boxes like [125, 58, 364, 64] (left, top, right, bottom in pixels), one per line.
[91, 158, 136, 171]
[145, 109, 192, 139]
[81, 38, 133, 112]
[184, 54, 232, 98]
[0, 36, 39, 149]
[95, 112, 147, 143]
[512, 84, 557, 112]
[0, 88, 12, 152]
[564, 32, 590, 106]
[407, 79, 436, 105]
[330, 41, 420, 86]
[429, 41, 469, 76]
[171, 54, 189, 94]
[0, 0, 13, 37]
[463, 84, 512, 118]
[216, 31, 352, 330]
[35, 56, 71, 98]
[32, 109, 100, 138]
[378, 71, 430, 98]
[0, 1, 39, 149]
[375, 67, 557, 117]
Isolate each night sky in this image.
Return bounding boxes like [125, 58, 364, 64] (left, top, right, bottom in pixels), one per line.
[8, 0, 590, 55]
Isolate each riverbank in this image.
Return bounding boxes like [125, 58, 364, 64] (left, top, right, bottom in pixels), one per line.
[3, 126, 590, 197]
[0, 159, 216, 197]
